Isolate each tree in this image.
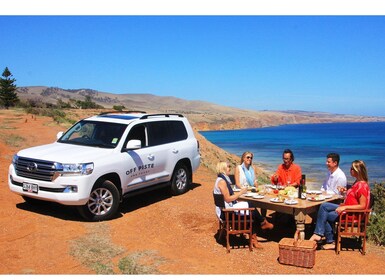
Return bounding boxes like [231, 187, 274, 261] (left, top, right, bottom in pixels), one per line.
[0, 67, 19, 109]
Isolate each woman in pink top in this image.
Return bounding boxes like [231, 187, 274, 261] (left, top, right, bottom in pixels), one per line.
[309, 160, 370, 250]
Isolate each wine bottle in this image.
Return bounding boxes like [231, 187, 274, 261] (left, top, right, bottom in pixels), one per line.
[298, 174, 306, 199]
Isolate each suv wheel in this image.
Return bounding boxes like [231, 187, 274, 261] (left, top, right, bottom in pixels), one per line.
[170, 163, 191, 195]
[77, 180, 120, 221]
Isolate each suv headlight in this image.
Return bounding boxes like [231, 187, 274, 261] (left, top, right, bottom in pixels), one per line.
[12, 154, 19, 165]
[55, 162, 94, 176]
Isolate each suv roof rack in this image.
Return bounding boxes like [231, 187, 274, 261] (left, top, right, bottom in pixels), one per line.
[140, 113, 184, 119]
[99, 110, 147, 115]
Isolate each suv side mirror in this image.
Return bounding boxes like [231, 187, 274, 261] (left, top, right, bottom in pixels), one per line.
[125, 139, 141, 150]
[57, 131, 64, 140]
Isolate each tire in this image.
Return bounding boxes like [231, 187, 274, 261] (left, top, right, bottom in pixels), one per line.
[77, 180, 120, 221]
[170, 163, 191, 195]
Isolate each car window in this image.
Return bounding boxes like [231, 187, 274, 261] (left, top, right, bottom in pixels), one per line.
[126, 124, 147, 147]
[170, 121, 188, 141]
[147, 121, 188, 146]
[59, 120, 127, 148]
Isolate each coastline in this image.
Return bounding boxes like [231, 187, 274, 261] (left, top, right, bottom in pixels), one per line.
[197, 129, 321, 189]
[195, 122, 385, 189]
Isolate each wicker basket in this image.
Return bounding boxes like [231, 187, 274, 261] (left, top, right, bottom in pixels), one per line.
[278, 238, 317, 268]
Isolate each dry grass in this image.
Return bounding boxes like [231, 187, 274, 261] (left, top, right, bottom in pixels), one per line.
[70, 223, 164, 274]
[1, 134, 25, 147]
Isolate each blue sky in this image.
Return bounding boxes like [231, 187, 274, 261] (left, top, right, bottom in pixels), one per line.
[1, 14, 385, 116]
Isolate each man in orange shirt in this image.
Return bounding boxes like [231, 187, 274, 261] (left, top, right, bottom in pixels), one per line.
[271, 149, 302, 188]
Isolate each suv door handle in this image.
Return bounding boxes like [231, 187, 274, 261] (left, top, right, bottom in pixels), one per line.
[147, 154, 155, 160]
[172, 149, 179, 154]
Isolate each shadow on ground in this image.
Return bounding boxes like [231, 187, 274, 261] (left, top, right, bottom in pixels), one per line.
[16, 182, 202, 222]
[213, 211, 319, 251]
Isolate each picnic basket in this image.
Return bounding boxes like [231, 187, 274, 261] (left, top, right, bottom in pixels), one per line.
[278, 237, 317, 268]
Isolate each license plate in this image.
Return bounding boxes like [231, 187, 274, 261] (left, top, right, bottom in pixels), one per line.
[22, 182, 38, 194]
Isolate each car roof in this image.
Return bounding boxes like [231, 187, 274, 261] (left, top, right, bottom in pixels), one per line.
[84, 112, 185, 124]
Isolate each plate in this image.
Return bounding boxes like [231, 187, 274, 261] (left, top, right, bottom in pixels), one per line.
[245, 193, 254, 197]
[284, 199, 298, 205]
[307, 190, 322, 194]
[252, 194, 264, 199]
[270, 198, 284, 203]
[324, 194, 333, 199]
[308, 195, 325, 201]
[233, 188, 241, 192]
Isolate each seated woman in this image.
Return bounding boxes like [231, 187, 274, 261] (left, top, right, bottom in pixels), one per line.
[309, 160, 371, 250]
[213, 162, 273, 248]
[234, 151, 258, 189]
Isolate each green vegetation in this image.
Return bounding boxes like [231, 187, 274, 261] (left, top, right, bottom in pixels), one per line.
[74, 95, 104, 109]
[15, 92, 110, 125]
[368, 182, 385, 246]
[113, 105, 126, 111]
[22, 106, 77, 125]
[70, 223, 163, 274]
[118, 251, 164, 274]
[0, 67, 19, 109]
[1, 134, 25, 147]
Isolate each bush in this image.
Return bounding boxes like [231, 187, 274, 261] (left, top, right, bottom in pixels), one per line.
[113, 105, 125, 111]
[367, 182, 385, 246]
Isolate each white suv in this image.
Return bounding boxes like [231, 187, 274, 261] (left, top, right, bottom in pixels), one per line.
[8, 112, 200, 221]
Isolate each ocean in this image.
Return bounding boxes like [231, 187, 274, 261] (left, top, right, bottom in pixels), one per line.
[200, 122, 385, 188]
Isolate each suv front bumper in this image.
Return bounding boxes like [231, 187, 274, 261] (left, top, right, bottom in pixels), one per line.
[8, 164, 93, 206]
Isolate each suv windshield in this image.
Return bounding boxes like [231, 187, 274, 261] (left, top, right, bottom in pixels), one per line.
[58, 120, 127, 148]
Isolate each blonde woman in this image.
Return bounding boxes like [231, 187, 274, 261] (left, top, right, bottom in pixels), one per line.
[213, 162, 274, 248]
[234, 151, 258, 189]
[310, 160, 371, 250]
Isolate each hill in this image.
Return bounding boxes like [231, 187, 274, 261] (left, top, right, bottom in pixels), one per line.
[16, 86, 385, 132]
[15, 86, 385, 175]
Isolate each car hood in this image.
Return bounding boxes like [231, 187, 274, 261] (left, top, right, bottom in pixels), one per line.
[16, 142, 113, 163]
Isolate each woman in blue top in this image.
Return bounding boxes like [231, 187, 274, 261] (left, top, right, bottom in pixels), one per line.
[234, 151, 259, 189]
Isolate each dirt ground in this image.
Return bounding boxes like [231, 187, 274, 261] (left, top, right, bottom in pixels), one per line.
[1, 109, 385, 275]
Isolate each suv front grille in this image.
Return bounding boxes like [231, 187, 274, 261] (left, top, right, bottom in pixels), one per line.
[14, 157, 57, 182]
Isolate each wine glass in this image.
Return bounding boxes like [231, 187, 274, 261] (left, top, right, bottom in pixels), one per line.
[242, 182, 249, 193]
[286, 178, 291, 186]
[288, 190, 296, 202]
[259, 185, 266, 196]
[337, 186, 347, 199]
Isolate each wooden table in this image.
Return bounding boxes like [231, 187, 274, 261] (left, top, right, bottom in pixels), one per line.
[239, 189, 340, 239]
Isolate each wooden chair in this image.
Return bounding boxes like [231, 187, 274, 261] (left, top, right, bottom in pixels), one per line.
[228, 174, 236, 185]
[335, 193, 375, 255]
[213, 193, 255, 253]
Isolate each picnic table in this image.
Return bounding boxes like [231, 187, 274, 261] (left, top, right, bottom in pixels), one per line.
[238, 186, 340, 239]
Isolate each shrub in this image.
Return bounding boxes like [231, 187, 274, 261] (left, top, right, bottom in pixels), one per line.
[113, 105, 125, 111]
[367, 182, 385, 246]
